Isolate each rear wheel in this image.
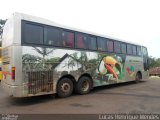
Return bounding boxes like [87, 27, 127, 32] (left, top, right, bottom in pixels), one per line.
[57, 78, 73, 98]
[135, 72, 142, 83]
[75, 76, 92, 95]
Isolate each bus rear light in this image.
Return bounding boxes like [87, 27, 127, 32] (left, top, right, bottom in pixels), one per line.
[0, 67, 2, 81]
[11, 67, 15, 80]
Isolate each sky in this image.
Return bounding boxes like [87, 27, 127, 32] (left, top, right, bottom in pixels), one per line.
[0, 0, 160, 58]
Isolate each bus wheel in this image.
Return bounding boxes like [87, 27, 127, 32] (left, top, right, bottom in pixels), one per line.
[57, 78, 73, 98]
[135, 72, 142, 83]
[76, 76, 92, 95]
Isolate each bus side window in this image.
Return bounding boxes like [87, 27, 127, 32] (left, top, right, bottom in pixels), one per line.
[121, 43, 126, 54]
[107, 40, 113, 52]
[114, 41, 121, 53]
[132, 45, 137, 55]
[137, 46, 142, 56]
[127, 44, 132, 55]
[24, 23, 43, 44]
[97, 37, 107, 51]
[75, 33, 88, 49]
[88, 36, 97, 50]
[142, 47, 148, 56]
[44, 27, 61, 46]
[62, 31, 74, 48]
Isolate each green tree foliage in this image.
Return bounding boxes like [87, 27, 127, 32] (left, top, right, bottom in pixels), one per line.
[0, 19, 6, 25]
[0, 19, 6, 37]
[46, 57, 60, 63]
[149, 56, 160, 68]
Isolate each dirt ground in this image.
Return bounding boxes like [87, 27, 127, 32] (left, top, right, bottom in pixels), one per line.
[0, 78, 160, 119]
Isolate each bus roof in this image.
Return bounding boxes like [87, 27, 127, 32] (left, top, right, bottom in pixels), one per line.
[11, 12, 141, 46]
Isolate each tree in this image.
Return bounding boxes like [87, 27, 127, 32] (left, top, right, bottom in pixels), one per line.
[68, 52, 78, 69]
[22, 54, 41, 70]
[22, 47, 55, 71]
[34, 47, 54, 59]
[0, 19, 6, 38]
[33, 47, 54, 69]
[149, 56, 160, 68]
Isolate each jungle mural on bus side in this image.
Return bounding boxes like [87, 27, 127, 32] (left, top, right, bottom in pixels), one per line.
[22, 46, 126, 87]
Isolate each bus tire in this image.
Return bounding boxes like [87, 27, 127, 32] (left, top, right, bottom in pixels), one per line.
[135, 72, 142, 83]
[57, 78, 73, 98]
[75, 76, 92, 95]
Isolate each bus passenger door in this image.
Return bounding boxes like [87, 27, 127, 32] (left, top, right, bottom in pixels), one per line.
[142, 47, 149, 79]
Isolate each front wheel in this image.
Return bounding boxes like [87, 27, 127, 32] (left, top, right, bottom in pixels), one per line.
[75, 76, 92, 95]
[57, 78, 73, 98]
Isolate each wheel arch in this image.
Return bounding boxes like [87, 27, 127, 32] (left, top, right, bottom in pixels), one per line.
[60, 74, 76, 82]
[136, 71, 142, 79]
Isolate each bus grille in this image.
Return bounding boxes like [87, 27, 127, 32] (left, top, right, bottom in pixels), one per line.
[27, 71, 53, 94]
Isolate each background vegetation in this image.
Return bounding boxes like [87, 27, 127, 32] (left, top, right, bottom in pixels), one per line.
[0, 19, 6, 38]
[149, 56, 160, 68]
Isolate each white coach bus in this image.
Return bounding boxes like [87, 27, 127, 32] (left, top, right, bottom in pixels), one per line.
[1, 13, 149, 98]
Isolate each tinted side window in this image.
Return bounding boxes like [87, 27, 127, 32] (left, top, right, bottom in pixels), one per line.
[88, 36, 97, 50]
[24, 23, 43, 44]
[62, 31, 74, 48]
[114, 41, 121, 53]
[107, 40, 113, 52]
[132, 46, 137, 55]
[142, 47, 148, 56]
[75, 33, 88, 49]
[137, 46, 142, 56]
[44, 27, 61, 46]
[121, 43, 126, 54]
[97, 37, 107, 51]
[127, 44, 132, 54]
